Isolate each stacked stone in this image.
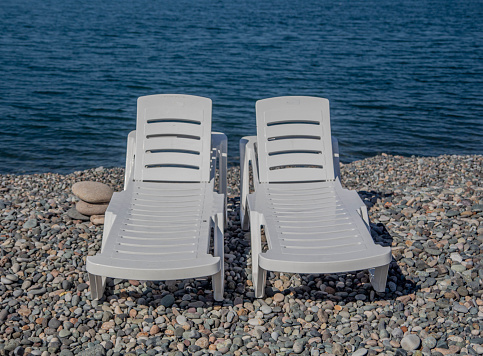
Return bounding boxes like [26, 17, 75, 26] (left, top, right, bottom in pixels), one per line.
[71, 181, 113, 225]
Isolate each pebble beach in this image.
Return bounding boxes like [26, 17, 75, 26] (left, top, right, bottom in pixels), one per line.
[0, 154, 482, 356]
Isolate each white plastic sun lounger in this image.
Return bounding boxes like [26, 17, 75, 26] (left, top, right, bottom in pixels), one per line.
[240, 96, 391, 298]
[86, 94, 227, 301]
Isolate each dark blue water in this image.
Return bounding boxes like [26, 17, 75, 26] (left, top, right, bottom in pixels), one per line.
[1, 0, 482, 174]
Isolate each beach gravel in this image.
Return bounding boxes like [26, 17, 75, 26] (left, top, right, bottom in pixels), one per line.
[0, 154, 481, 355]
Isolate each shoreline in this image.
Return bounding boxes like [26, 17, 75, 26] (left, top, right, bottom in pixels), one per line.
[1, 153, 482, 179]
[0, 154, 482, 356]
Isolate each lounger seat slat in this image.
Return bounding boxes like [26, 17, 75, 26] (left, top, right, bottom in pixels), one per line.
[134, 189, 204, 197]
[268, 192, 336, 201]
[128, 215, 202, 222]
[121, 224, 200, 232]
[267, 168, 331, 183]
[270, 200, 340, 208]
[119, 234, 197, 241]
[130, 200, 202, 208]
[143, 137, 203, 153]
[265, 152, 326, 170]
[142, 152, 203, 168]
[119, 231, 197, 239]
[265, 139, 326, 155]
[280, 231, 362, 243]
[276, 221, 357, 231]
[129, 205, 202, 212]
[269, 206, 346, 213]
[133, 182, 204, 192]
[114, 243, 197, 254]
[276, 219, 352, 227]
[144, 121, 204, 138]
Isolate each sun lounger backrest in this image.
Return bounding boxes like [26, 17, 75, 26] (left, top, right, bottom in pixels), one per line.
[256, 96, 335, 183]
[135, 94, 212, 182]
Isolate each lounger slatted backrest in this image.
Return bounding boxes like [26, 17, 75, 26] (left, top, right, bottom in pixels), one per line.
[134, 94, 212, 183]
[256, 96, 335, 183]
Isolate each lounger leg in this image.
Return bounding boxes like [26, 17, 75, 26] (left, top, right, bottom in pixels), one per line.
[213, 271, 224, 301]
[241, 205, 250, 231]
[360, 205, 370, 226]
[89, 273, 106, 300]
[101, 211, 115, 252]
[240, 139, 250, 231]
[254, 268, 267, 299]
[369, 264, 389, 293]
[213, 213, 225, 301]
[250, 211, 266, 298]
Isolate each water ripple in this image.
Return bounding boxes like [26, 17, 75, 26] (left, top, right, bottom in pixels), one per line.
[0, 0, 482, 173]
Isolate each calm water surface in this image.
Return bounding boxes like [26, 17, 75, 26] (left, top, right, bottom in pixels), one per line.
[0, 0, 482, 173]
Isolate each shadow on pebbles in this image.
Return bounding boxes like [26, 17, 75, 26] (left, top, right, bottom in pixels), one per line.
[0, 154, 481, 356]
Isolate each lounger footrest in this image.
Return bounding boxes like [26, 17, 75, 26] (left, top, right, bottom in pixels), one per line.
[258, 247, 391, 274]
[87, 255, 221, 281]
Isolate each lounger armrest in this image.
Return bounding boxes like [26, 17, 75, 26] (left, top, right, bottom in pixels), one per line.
[211, 132, 228, 196]
[332, 136, 341, 180]
[335, 181, 371, 228]
[346, 190, 370, 227]
[240, 136, 259, 229]
[124, 130, 136, 191]
[102, 188, 131, 252]
[212, 192, 226, 215]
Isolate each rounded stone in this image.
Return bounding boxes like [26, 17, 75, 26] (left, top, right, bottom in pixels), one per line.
[77, 283, 88, 292]
[23, 219, 38, 229]
[401, 334, 421, 351]
[260, 305, 272, 314]
[160, 294, 175, 307]
[48, 318, 61, 329]
[273, 293, 284, 302]
[6, 274, 18, 282]
[66, 208, 90, 221]
[332, 343, 344, 355]
[353, 349, 368, 356]
[72, 181, 113, 203]
[58, 329, 71, 338]
[422, 336, 437, 349]
[176, 315, 187, 325]
[456, 286, 468, 297]
[11, 263, 20, 273]
[293, 340, 305, 354]
[1, 277, 12, 285]
[76, 201, 109, 216]
[195, 337, 209, 348]
[453, 302, 469, 313]
[150, 325, 160, 335]
[90, 215, 105, 225]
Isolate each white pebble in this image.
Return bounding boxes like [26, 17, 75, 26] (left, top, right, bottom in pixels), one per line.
[176, 315, 187, 325]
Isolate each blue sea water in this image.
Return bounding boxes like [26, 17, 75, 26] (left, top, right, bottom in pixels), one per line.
[0, 0, 482, 174]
